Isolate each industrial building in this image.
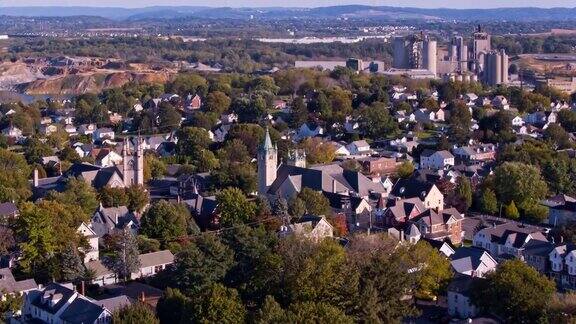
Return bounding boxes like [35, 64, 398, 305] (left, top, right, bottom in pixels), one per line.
[483, 49, 509, 86]
[392, 33, 437, 76]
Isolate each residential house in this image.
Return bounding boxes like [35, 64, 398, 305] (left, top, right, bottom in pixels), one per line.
[357, 156, 399, 176]
[422, 237, 455, 257]
[410, 207, 464, 244]
[389, 178, 444, 210]
[447, 275, 482, 319]
[281, 215, 334, 241]
[93, 128, 115, 141]
[450, 247, 498, 278]
[220, 113, 239, 124]
[185, 94, 202, 111]
[522, 239, 555, 274]
[346, 140, 371, 156]
[389, 136, 419, 153]
[548, 199, 576, 226]
[394, 110, 416, 123]
[414, 108, 445, 123]
[512, 115, 524, 127]
[78, 124, 97, 135]
[88, 250, 175, 286]
[492, 96, 510, 110]
[377, 197, 426, 228]
[0, 202, 19, 220]
[420, 149, 455, 170]
[22, 283, 112, 324]
[0, 268, 37, 296]
[1, 126, 23, 140]
[452, 144, 496, 162]
[549, 244, 576, 289]
[90, 205, 138, 238]
[90, 148, 123, 168]
[39, 124, 58, 136]
[78, 223, 99, 263]
[295, 123, 324, 140]
[330, 142, 351, 156]
[473, 222, 548, 259]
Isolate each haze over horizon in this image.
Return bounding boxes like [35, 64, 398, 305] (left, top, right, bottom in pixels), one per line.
[0, 0, 575, 9]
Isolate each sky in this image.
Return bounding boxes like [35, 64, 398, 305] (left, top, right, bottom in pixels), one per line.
[0, 0, 575, 9]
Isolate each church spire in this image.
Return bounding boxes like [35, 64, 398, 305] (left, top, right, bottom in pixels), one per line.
[260, 127, 274, 152]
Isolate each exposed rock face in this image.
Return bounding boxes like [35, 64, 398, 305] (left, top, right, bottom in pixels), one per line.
[19, 72, 172, 95]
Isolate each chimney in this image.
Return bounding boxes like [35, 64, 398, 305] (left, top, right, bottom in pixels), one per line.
[80, 281, 85, 296]
[33, 168, 39, 187]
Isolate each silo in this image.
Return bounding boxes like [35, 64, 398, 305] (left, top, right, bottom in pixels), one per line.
[393, 37, 408, 69]
[423, 39, 437, 76]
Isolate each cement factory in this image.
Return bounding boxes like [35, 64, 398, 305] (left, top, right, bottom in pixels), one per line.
[391, 26, 509, 86]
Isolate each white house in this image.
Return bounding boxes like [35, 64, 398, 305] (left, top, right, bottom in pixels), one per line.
[296, 123, 324, 140]
[492, 95, 510, 110]
[78, 223, 99, 263]
[78, 124, 97, 135]
[450, 247, 498, 278]
[448, 276, 481, 319]
[280, 215, 333, 242]
[22, 283, 112, 324]
[419, 149, 455, 170]
[473, 222, 548, 259]
[346, 140, 371, 156]
[93, 128, 115, 141]
[1, 126, 23, 139]
[512, 115, 524, 127]
[88, 250, 175, 286]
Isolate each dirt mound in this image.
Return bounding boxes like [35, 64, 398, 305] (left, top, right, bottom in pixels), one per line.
[21, 71, 173, 95]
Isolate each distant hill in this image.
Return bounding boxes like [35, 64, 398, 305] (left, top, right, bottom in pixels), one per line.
[1, 5, 576, 21]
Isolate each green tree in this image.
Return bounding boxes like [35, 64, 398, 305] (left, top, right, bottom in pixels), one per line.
[359, 102, 399, 139]
[402, 242, 453, 300]
[216, 187, 256, 226]
[47, 177, 99, 216]
[156, 288, 191, 324]
[0, 148, 31, 201]
[455, 177, 473, 212]
[176, 127, 212, 157]
[126, 185, 149, 212]
[494, 162, 548, 216]
[171, 234, 234, 296]
[192, 284, 246, 324]
[143, 154, 166, 181]
[288, 196, 306, 218]
[113, 302, 159, 324]
[290, 97, 308, 128]
[505, 201, 520, 220]
[58, 244, 86, 283]
[471, 260, 555, 323]
[448, 100, 472, 144]
[205, 91, 231, 114]
[98, 187, 128, 208]
[140, 201, 193, 243]
[158, 102, 182, 132]
[104, 229, 140, 282]
[397, 161, 415, 179]
[297, 188, 331, 216]
[479, 189, 498, 215]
